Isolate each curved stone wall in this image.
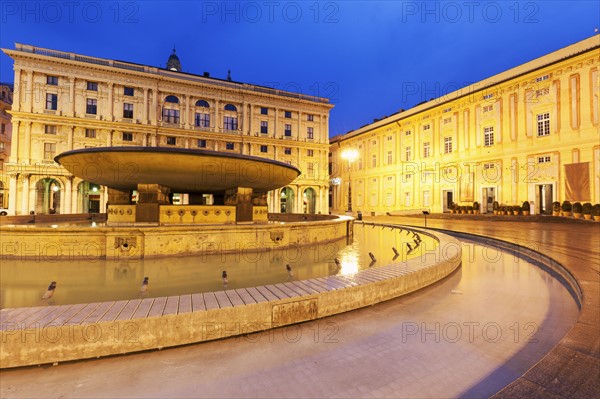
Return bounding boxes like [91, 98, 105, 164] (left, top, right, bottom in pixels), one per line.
[0, 227, 461, 368]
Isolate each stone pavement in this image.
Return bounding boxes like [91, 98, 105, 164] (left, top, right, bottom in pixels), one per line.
[0, 217, 597, 398]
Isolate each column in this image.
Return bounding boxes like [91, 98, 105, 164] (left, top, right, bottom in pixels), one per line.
[143, 88, 149, 123]
[65, 176, 73, 214]
[69, 76, 76, 116]
[151, 89, 158, 125]
[20, 174, 30, 215]
[106, 130, 113, 146]
[151, 134, 157, 147]
[25, 70, 33, 112]
[23, 122, 31, 163]
[184, 95, 190, 129]
[242, 101, 247, 134]
[273, 108, 278, 138]
[9, 120, 19, 163]
[248, 104, 253, 134]
[8, 174, 18, 215]
[107, 82, 114, 121]
[67, 126, 74, 151]
[297, 186, 304, 213]
[142, 133, 148, 146]
[100, 186, 108, 213]
[12, 68, 21, 112]
[213, 99, 220, 132]
[297, 111, 303, 140]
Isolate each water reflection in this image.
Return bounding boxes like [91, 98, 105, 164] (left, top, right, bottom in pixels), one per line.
[0, 224, 435, 309]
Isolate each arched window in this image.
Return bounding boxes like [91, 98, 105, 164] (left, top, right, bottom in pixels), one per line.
[196, 99, 209, 107]
[224, 104, 237, 112]
[165, 95, 179, 104]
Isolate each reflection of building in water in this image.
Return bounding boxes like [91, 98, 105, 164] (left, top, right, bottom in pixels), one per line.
[330, 36, 600, 215]
[2, 44, 333, 215]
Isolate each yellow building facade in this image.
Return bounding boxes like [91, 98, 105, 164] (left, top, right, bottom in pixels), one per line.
[2, 44, 333, 216]
[0, 84, 13, 211]
[330, 36, 600, 215]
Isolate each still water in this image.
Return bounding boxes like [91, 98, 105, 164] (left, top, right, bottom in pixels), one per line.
[0, 224, 434, 309]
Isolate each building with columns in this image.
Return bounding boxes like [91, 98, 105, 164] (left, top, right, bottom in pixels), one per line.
[1, 44, 333, 216]
[330, 36, 600, 215]
[0, 84, 13, 211]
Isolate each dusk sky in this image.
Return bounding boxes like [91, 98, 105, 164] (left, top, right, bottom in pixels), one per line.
[1, 1, 598, 137]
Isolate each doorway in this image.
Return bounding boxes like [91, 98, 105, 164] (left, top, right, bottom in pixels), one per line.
[482, 187, 496, 213]
[535, 184, 553, 214]
[442, 190, 454, 213]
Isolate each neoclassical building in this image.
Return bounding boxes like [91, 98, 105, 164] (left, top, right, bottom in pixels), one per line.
[0, 84, 12, 210]
[330, 35, 600, 215]
[2, 44, 333, 216]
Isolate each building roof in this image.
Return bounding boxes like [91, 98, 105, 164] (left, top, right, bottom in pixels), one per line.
[337, 34, 600, 143]
[2, 43, 332, 107]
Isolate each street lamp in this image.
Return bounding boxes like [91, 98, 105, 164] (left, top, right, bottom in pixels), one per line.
[341, 148, 358, 213]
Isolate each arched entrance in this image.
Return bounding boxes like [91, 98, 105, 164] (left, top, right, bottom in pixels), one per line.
[35, 178, 61, 214]
[303, 187, 316, 214]
[280, 187, 295, 213]
[78, 181, 102, 213]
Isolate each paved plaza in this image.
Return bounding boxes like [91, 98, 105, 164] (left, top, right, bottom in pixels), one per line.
[0, 217, 598, 398]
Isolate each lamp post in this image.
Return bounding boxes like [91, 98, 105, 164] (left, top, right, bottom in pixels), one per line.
[341, 148, 358, 213]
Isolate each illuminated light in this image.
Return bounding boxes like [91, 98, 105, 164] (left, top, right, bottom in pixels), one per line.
[341, 148, 358, 162]
[51, 224, 58, 228]
[52, 186, 59, 192]
[92, 186, 98, 192]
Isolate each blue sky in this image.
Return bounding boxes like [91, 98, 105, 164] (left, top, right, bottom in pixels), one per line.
[1, 1, 598, 137]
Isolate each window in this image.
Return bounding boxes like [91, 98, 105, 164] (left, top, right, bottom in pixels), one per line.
[423, 124, 430, 131]
[195, 113, 210, 127]
[196, 99, 209, 108]
[307, 114, 314, 121]
[423, 142, 430, 158]
[538, 155, 551, 163]
[85, 129, 96, 138]
[163, 109, 180, 124]
[483, 105, 493, 113]
[307, 149, 314, 157]
[260, 107, 268, 115]
[443, 117, 452, 124]
[224, 104, 237, 112]
[443, 107, 453, 112]
[44, 143, 56, 160]
[284, 147, 292, 155]
[307, 162, 314, 175]
[372, 140, 377, 145]
[405, 146, 411, 162]
[124, 87, 134, 96]
[47, 76, 58, 86]
[123, 103, 134, 119]
[197, 139, 207, 148]
[284, 111, 292, 118]
[226, 142, 235, 150]
[483, 163, 496, 170]
[404, 192, 411, 207]
[537, 113, 550, 136]
[166, 136, 176, 145]
[87, 81, 98, 91]
[536, 74, 549, 82]
[372, 154, 377, 168]
[260, 145, 268, 153]
[387, 135, 393, 141]
[484, 126, 494, 146]
[536, 88, 549, 97]
[46, 93, 58, 110]
[405, 130, 412, 136]
[444, 137, 453, 154]
[224, 116, 238, 131]
[86, 98, 97, 114]
[307, 127, 314, 139]
[45, 125, 56, 135]
[122, 132, 133, 141]
[387, 150, 393, 164]
[260, 121, 268, 134]
[165, 95, 179, 103]
[284, 124, 292, 137]
[483, 93, 494, 100]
